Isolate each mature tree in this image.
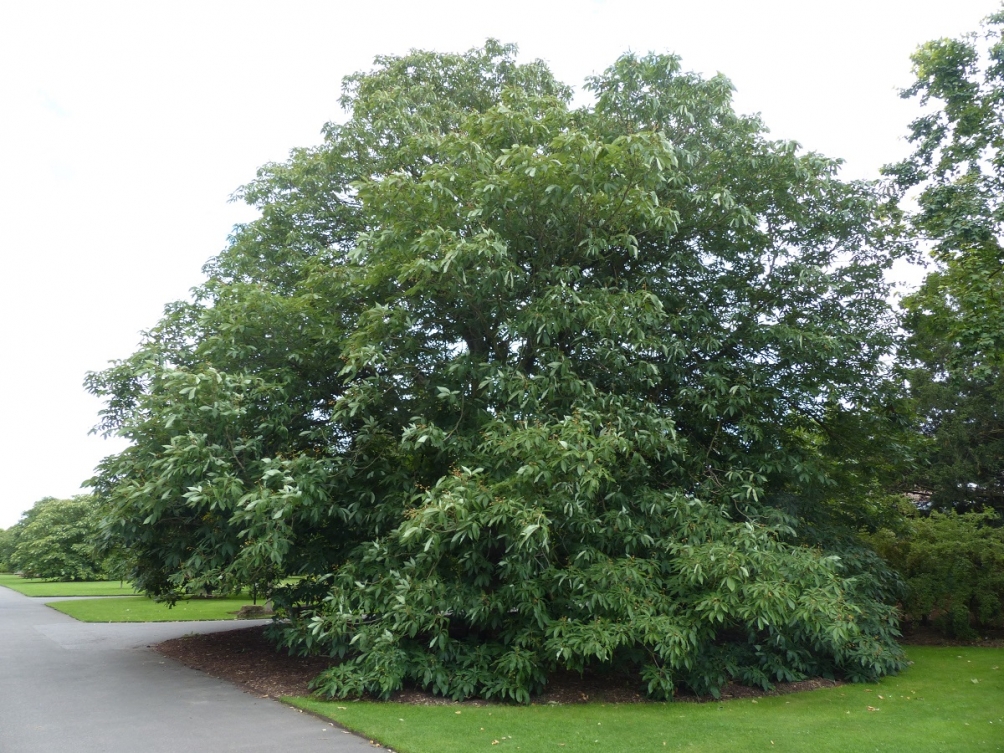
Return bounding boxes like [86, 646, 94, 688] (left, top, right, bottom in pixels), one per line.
[88, 41, 908, 700]
[6, 496, 106, 581]
[886, 10, 1004, 515]
[0, 526, 15, 572]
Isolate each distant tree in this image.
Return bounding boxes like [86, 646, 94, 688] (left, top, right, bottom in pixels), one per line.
[89, 41, 909, 701]
[0, 526, 15, 572]
[886, 10, 1004, 515]
[8, 496, 105, 581]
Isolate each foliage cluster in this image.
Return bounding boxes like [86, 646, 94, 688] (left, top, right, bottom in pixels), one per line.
[867, 510, 1004, 638]
[1, 496, 107, 581]
[86, 41, 910, 701]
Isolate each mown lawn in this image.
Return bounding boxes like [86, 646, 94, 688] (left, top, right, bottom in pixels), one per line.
[288, 647, 1004, 753]
[0, 573, 138, 597]
[46, 595, 256, 622]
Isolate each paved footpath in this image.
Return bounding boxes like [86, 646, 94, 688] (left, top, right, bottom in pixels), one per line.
[0, 586, 377, 753]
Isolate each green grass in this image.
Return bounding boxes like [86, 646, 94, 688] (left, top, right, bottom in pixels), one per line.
[46, 595, 258, 622]
[287, 647, 1004, 753]
[0, 573, 139, 597]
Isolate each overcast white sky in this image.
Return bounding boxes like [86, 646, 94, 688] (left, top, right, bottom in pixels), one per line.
[0, 0, 999, 528]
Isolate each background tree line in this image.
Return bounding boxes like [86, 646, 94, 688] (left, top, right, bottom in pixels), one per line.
[7, 10, 1004, 702]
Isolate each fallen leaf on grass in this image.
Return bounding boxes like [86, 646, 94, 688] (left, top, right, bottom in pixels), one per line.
[867, 706, 879, 712]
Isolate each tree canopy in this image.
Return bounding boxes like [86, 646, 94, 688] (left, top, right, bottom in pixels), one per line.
[88, 41, 909, 700]
[2, 496, 106, 580]
[887, 11, 1004, 515]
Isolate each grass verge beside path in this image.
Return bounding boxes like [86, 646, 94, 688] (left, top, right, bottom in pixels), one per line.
[47, 595, 256, 622]
[0, 573, 138, 597]
[287, 647, 1004, 753]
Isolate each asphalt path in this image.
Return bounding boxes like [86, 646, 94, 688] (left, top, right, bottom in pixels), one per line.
[0, 586, 377, 753]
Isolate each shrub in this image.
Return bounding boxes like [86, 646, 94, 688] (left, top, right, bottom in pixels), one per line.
[867, 510, 1004, 638]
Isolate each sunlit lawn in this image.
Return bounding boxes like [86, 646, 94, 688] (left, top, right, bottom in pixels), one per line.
[46, 595, 256, 622]
[0, 573, 138, 597]
[288, 646, 1004, 753]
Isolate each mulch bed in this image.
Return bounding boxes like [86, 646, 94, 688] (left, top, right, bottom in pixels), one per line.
[154, 623, 1004, 705]
[154, 625, 843, 704]
[156, 625, 335, 698]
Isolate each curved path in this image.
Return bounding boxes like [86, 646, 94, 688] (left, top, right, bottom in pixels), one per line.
[0, 586, 377, 752]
